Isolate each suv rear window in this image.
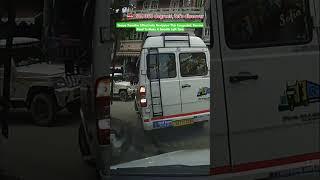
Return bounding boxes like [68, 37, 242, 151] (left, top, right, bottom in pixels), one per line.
[147, 53, 176, 79]
[179, 53, 207, 77]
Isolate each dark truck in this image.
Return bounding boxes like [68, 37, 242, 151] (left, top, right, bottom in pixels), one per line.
[279, 80, 320, 111]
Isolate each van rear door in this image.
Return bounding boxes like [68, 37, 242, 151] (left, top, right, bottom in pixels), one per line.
[178, 49, 210, 114]
[146, 50, 182, 118]
[217, 0, 320, 171]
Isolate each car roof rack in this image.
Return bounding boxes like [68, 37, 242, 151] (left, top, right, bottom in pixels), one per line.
[160, 32, 191, 48]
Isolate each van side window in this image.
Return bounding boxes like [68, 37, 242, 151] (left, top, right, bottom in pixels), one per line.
[179, 53, 207, 77]
[147, 53, 176, 79]
[223, 0, 312, 49]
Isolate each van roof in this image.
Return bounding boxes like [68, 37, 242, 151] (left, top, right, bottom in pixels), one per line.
[143, 34, 207, 48]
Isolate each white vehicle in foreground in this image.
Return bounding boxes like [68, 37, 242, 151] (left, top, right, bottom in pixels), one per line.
[135, 32, 210, 131]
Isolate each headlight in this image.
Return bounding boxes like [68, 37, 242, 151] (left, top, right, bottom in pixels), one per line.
[54, 78, 67, 88]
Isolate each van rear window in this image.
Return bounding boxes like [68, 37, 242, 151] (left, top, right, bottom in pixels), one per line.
[179, 53, 207, 77]
[147, 53, 176, 79]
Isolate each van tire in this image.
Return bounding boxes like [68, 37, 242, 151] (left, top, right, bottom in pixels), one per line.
[29, 93, 56, 126]
[78, 124, 95, 166]
[119, 90, 128, 102]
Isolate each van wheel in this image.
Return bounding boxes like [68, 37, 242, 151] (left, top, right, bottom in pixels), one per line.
[119, 90, 128, 102]
[78, 124, 95, 166]
[29, 93, 56, 126]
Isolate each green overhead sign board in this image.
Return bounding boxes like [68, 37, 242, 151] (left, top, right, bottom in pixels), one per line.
[116, 21, 204, 32]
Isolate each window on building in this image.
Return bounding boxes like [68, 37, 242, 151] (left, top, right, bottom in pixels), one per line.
[170, 0, 180, 9]
[151, 0, 159, 9]
[143, 0, 150, 9]
[130, 31, 144, 40]
[147, 53, 176, 79]
[196, 0, 204, 7]
[179, 53, 207, 77]
[183, 0, 192, 7]
[130, 30, 139, 40]
[223, 0, 312, 49]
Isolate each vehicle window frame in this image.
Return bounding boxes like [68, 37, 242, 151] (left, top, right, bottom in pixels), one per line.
[146, 53, 177, 80]
[222, 0, 313, 49]
[179, 52, 208, 77]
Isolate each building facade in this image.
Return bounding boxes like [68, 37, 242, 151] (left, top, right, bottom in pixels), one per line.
[115, 0, 210, 76]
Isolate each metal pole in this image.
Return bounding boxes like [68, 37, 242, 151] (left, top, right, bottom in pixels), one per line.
[42, 0, 51, 61]
[1, 0, 15, 139]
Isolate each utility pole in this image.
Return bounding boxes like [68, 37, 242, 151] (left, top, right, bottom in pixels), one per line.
[42, 0, 52, 61]
[1, 0, 15, 140]
[110, 0, 129, 103]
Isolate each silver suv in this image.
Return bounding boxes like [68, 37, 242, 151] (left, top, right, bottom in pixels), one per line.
[0, 37, 80, 126]
[111, 73, 136, 101]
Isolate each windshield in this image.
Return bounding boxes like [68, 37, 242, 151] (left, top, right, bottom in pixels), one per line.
[111, 0, 210, 175]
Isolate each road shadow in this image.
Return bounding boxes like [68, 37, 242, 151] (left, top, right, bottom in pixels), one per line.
[6, 109, 80, 127]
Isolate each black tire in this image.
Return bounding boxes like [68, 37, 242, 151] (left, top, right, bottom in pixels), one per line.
[78, 124, 95, 166]
[119, 90, 128, 102]
[67, 101, 80, 116]
[29, 93, 56, 126]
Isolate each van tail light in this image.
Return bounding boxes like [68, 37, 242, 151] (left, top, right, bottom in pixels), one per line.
[140, 98, 147, 107]
[95, 77, 111, 145]
[139, 86, 147, 107]
[139, 86, 146, 96]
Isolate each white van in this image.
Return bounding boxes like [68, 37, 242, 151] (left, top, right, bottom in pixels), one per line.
[208, 0, 320, 179]
[135, 33, 210, 131]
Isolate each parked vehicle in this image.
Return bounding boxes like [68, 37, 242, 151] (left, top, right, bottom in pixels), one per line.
[0, 37, 80, 126]
[135, 32, 210, 131]
[111, 72, 136, 101]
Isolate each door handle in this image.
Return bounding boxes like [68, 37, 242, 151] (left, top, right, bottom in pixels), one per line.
[182, 84, 191, 88]
[229, 74, 259, 83]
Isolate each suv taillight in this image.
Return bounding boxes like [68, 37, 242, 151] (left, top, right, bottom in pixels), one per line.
[95, 77, 111, 145]
[139, 86, 147, 107]
[96, 78, 110, 98]
[139, 86, 146, 96]
[97, 119, 110, 145]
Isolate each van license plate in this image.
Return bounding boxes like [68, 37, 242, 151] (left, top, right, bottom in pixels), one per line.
[172, 119, 194, 127]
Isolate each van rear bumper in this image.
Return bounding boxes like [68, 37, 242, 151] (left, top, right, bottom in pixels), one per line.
[142, 111, 210, 131]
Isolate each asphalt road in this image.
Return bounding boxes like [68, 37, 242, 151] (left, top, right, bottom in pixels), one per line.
[0, 109, 97, 180]
[110, 100, 210, 166]
[0, 100, 209, 179]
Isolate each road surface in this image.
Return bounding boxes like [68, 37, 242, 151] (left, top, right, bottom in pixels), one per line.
[0, 109, 97, 180]
[0, 100, 209, 179]
[110, 100, 210, 166]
